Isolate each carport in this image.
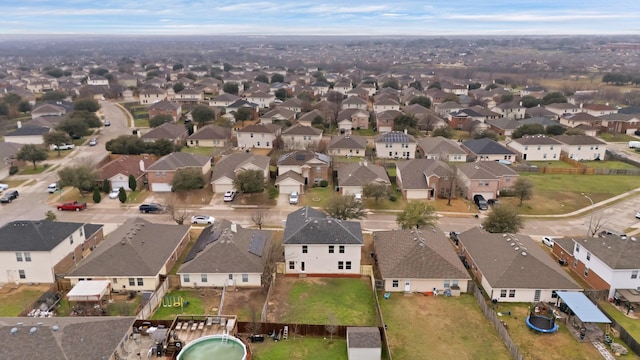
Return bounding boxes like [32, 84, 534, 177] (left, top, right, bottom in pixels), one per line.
[556, 291, 611, 342]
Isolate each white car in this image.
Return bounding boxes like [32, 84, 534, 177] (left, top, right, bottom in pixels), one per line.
[223, 190, 236, 202]
[191, 215, 215, 225]
[542, 236, 555, 247]
[289, 191, 299, 205]
[636, 211, 640, 219]
[0, 183, 8, 191]
[53, 144, 75, 150]
[109, 188, 122, 199]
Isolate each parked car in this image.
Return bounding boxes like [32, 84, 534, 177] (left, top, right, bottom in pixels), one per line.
[89, 138, 98, 146]
[191, 215, 215, 225]
[0, 183, 8, 191]
[53, 144, 75, 150]
[542, 236, 555, 247]
[104, 119, 111, 126]
[223, 190, 236, 202]
[636, 211, 640, 219]
[139, 203, 164, 213]
[0, 190, 19, 203]
[57, 201, 87, 211]
[354, 193, 363, 202]
[289, 191, 299, 205]
[47, 183, 59, 193]
[473, 194, 488, 210]
[109, 188, 122, 199]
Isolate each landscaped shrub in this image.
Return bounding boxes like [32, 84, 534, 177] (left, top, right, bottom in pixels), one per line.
[320, 180, 329, 187]
[388, 193, 397, 202]
[9, 166, 18, 175]
[268, 186, 279, 199]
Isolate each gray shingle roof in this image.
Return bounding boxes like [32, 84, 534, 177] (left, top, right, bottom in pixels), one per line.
[211, 152, 270, 182]
[178, 219, 272, 274]
[396, 159, 450, 189]
[68, 217, 190, 277]
[462, 138, 515, 155]
[275, 170, 305, 185]
[146, 152, 210, 171]
[510, 135, 562, 146]
[283, 207, 363, 245]
[0, 221, 92, 251]
[417, 136, 466, 156]
[457, 161, 517, 179]
[282, 124, 322, 136]
[568, 236, 640, 269]
[277, 150, 330, 166]
[237, 123, 280, 133]
[374, 228, 470, 279]
[148, 100, 179, 110]
[458, 227, 580, 289]
[188, 124, 230, 140]
[347, 327, 381, 349]
[328, 134, 367, 150]
[374, 131, 416, 144]
[338, 162, 390, 187]
[140, 122, 187, 140]
[6, 125, 50, 136]
[486, 117, 521, 130]
[0, 316, 135, 360]
[552, 135, 606, 146]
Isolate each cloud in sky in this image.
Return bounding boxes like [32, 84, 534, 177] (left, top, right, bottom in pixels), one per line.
[1, 0, 640, 35]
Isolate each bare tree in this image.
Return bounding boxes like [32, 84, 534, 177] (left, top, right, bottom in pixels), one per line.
[440, 155, 459, 206]
[325, 313, 338, 343]
[166, 193, 189, 225]
[251, 209, 269, 230]
[261, 241, 283, 294]
[589, 212, 607, 237]
[246, 304, 262, 335]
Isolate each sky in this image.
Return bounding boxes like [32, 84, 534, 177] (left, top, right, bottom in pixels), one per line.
[1, 0, 639, 36]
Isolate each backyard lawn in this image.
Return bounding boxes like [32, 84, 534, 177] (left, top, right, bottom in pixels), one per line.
[269, 278, 377, 326]
[582, 160, 638, 170]
[151, 289, 208, 320]
[0, 285, 50, 317]
[181, 146, 216, 157]
[380, 293, 511, 360]
[599, 133, 638, 142]
[528, 161, 575, 169]
[251, 337, 348, 360]
[598, 300, 640, 343]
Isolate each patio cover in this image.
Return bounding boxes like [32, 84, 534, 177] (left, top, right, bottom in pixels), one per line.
[556, 291, 611, 323]
[67, 280, 111, 302]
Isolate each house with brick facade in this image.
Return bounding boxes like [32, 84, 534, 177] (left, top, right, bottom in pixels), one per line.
[506, 135, 563, 161]
[276, 151, 331, 194]
[148, 100, 182, 122]
[145, 152, 211, 192]
[140, 122, 188, 145]
[457, 161, 518, 201]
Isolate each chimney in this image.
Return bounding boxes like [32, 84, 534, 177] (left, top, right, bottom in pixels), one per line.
[231, 223, 237, 233]
[16, 121, 22, 128]
[193, 124, 198, 133]
[139, 160, 145, 172]
[579, 103, 583, 109]
[404, 128, 408, 134]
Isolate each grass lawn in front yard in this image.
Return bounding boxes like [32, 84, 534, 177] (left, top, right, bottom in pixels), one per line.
[514, 173, 640, 215]
[47, 150, 73, 159]
[432, 197, 478, 213]
[353, 128, 376, 136]
[301, 186, 334, 207]
[494, 302, 608, 360]
[599, 133, 638, 142]
[1, 179, 28, 188]
[134, 118, 150, 128]
[19, 163, 52, 175]
[582, 160, 638, 170]
[380, 293, 511, 360]
[0, 284, 50, 317]
[251, 337, 347, 360]
[181, 146, 216, 157]
[125, 189, 148, 204]
[270, 278, 377, 326]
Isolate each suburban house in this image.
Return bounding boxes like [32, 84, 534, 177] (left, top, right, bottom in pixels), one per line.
[337, 108, 370, 133]
[139, 87, 167, 105]
[178, 219, 272, 288]
[3, 125, 50, 145]
[145, 152, 211, 192]
[282, 124, 323, 150]
[347, 327, 382, 360]
[246, 91, 275, 109]
[209, 93, 240, 107]
[559, 112, 602, 129]
[374, 131, 417, 159]
[210, 152, 270, 193]
[0, 142, 23, 179]
[260, 107, 296, 125]
[395, 159, 452, 200]
[148, 100, 182, 122]
[296, 109, 324, 127]
[373, 98, 400, 113]
[552, 235, 640, 299]
[31, 103, 66, 118]
[328, 134, 367, 157]
[279, 97, 305, 113]
[520, 86, 546, 98]
[525, 106, 560, 120]
[416, 136, 467, 162]
[117, 73, 138, 88]
[0, 220, 104, 284]
[97, 154, 157, 191]
[174, 88, 203, 103]
[545, 102, 583, 117]
[461, 138, 515, 162]
[236, 123, 281, 149]
[310, 81, 330, 96]
[87, 76, 109, 86]
[457, 227, 581, 302]
[506, 135, 563, 161]
[333, 79, 353, 95]
[491, 101, 526, 119]
[140, 122, 189, 145]
[342, 96, 368, 110]
[486, 117, 522, 137]
[457, 161, 518, 200]
[276, 150, 331, 193]
[66, 218, 190, 292]
[598, 114, 640, 134]
[552, 135, 607, 161]
[374, 228, 470, 293]
[337, 161, 391, 196]
[283, 207, 363, 276]
[187, 124, 231, 148]
[375, 109, 402, 133]
[583, 103, 617, 117]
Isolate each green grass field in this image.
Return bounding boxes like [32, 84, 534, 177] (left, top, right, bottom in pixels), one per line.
[282, 278, 377, 326]
[599, 133, 638, 142]
[0, 289, 47, 317]
[252, 337, 348, 360]
[582, 161, 638, 170]
[151, 290, 205, 320]
[181, 146, 215, 157]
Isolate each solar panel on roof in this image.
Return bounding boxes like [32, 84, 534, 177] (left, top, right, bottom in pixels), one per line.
[183, 227, 224, 263]
[248, 233, 267, 256]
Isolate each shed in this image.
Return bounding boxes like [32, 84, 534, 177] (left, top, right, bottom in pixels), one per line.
[347, 327, 381, 360]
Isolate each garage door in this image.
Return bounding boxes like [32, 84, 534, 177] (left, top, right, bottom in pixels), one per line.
[278, 184, 301, 195]
[151, 183, 172, 192]
[213, 183, 234, 194]
[473, 192, 495, 201]
[111, 181, 129, 191]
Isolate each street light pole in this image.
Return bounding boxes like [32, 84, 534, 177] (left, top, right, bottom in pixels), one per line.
[582, 193, 594, 237]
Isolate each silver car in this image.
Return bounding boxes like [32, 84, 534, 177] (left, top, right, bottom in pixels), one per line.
[191, 215, 215, 225]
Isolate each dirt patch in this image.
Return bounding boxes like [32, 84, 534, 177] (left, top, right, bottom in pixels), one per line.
[221, 288, 267, 321]
[0, 283, 51, 298]
[264, 277, 338, 323]
[361, 232, 374, 265]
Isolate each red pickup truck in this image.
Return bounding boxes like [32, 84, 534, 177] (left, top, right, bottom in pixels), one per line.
[57, 201, 87, 211]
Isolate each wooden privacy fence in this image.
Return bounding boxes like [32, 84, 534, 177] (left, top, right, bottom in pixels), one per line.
[136, 280, 169, 319]
[470, 283, 524, 360]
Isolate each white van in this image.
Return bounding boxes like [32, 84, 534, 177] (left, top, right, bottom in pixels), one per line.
[628, 141, 640, 149]
[47, 183, 59, 193]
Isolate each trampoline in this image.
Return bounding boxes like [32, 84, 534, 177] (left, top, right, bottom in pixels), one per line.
[525, 304, 559, 333]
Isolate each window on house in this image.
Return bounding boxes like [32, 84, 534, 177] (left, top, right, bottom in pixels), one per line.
[183, 274, 190, 282]
[584, 268, 589, 277]
[18, 270, 25, 279]
[24, 252, 31, 262]
[112, 278, 118, 284]
[302, 245, 308, 254]
[228, 274, 233, 280]
[257, 141, 260, 146]
[16, 252, 22, 262]
[289, 261, 295, 270]
[201, 274, 208, 283]
[137, 278, 144, 286]
[632, 270, 639, 279]
[586, 252, 591, 261]
[574, 259, 578, 267]
[70, 235, 74, 245]
[339, 245, 345, 253]
[552, 291, 558, 298]
[392, 280, 399, 288]
[509, 290, 516, 298]
[346, 261, 352, 270]
[79, 228, 83, 237]
[129, 278, 135, 286]
[500, 289, 507, 298]
[444, 280, 450, 289]
[452, 280, 459, 287]
[242, 274, 248, 282]
[329, 245, 334, 253]
[250, 133, 254, 138]
[576, 244, 580, 252]
[338, 261, 344, 270]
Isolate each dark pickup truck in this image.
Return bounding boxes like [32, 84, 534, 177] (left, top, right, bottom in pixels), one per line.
[139, 203, 165, 213]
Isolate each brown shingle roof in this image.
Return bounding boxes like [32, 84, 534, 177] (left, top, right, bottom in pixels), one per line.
[552, 135, 606, 146]
[98, 155, 158, 180]
[140, 122, 187, 140]
[188, 124, 231, 140]
[338, 162, 390, 187]
[147, 152, 210, 171]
